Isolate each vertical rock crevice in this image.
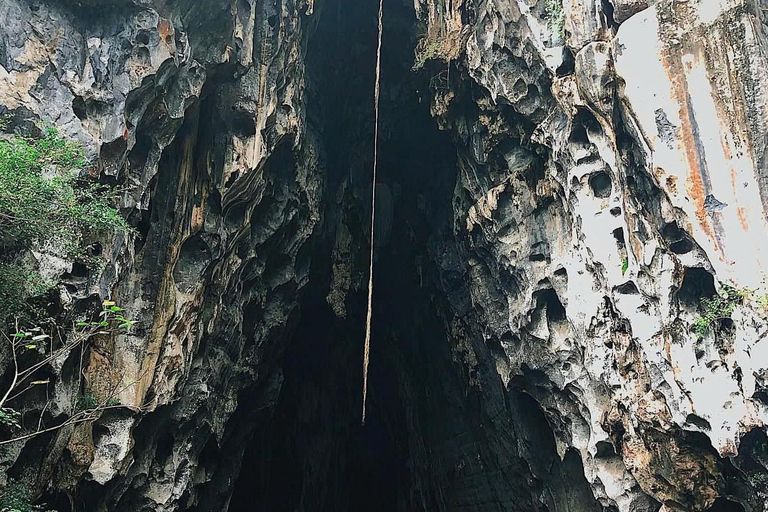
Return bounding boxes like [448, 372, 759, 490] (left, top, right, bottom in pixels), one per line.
[1, 0, 768, 511]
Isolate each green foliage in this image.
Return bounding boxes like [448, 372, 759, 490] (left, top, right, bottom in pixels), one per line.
[414, 39, 445, 70]
[99, 302, 135, 329]
[693, 284, 743, 338]
[754, 293, 768, 314]
[544, 0, 565, 42]
[0, 127, 127, 251]
[0, 300, 135, 441]
[0, 263, 51, 322]
[621, 257, 629, 276]
[75, 394, 98, 412]
[0, 481, 56, 512]
[0, 408, 21, 430]
[0, 127, 129, 321]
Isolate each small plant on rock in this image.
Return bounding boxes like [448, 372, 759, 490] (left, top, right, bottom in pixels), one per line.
[0, 301, 135, 446]
[693, 284, 743, 338]
[0, 481, 56, 512]
[75, 394, 98, 412]
[412, 25, 462, 70]
[544, 0, 566, 42]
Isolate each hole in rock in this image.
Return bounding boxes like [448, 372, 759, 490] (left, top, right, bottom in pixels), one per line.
[589, 171, 612, 198]
[614, 281, 639, 295]
[595, 440, 616, 458]
[678, 267, 716, 308]
[135, 31, 150, 45]
[662, 222, 694, 254]
[533, 288, 567, 324]
[72, 96, 87, 121]
[229, 110, 257, 138]
[601, 0, 617, 28]
[612, 227, 625, 246]
[752, 391, 768, 405]
[705, 498, 746, 512]
[556, 47, 575, 77]
[684, 413, 712, 431]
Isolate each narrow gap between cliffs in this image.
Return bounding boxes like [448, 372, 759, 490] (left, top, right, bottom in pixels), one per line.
[229, 0, 458, 510]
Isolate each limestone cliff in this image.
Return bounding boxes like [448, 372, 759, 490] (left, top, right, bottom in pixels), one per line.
[0, 0, 766, 511]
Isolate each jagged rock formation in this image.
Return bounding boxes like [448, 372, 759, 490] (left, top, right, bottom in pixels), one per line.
[1, 0, 320, 510]
[1, 0, 767, 511]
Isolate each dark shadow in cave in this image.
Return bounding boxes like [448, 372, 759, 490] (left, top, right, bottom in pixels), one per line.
[228, 0, 607, 510]
[229, 0, 457, 510]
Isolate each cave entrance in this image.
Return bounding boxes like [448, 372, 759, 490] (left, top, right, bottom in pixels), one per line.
[229, 0, 458, 510]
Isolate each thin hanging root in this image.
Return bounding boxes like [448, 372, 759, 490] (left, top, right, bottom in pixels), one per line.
[362, 0, 384, 426]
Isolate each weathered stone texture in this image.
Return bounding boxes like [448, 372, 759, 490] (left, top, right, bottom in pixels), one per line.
[1, 0, 767, 510]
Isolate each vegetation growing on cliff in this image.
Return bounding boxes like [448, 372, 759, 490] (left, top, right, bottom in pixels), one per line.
[0, 301, 134, 442]
[412, 26, 462, 70]
[544, 0, 565, 42]
[693, 284, 745, 338]
[0, 126, 129, 321]
[0, 481, 56, 512]
[0, 125, 136, 449]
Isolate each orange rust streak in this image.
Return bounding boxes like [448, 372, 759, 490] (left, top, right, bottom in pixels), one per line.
[157, 20, 172, 42]
[660, 48, 716, 246]
[737, 207, 749, 231]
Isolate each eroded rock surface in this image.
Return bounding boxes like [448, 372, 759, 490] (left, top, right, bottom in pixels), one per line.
[1, 0, 767, 511]
[1, 0, 319, 510]
[416, 0, 768, 510]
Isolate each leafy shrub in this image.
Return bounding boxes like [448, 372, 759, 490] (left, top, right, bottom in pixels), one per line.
[693, 284, 743, 338]
[412, 25, 462, 70]
[0, 127, 129, 321]
[75, 394, 98, 412]
[544, 0, 565, 42]
[0, 482, 56, 512]
[0, 301, 135, 445]
[0, 408, 21, 430]
[0, 127, 127, 252]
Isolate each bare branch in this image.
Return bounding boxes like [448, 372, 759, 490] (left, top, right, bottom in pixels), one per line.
[0, 331, 20, 410]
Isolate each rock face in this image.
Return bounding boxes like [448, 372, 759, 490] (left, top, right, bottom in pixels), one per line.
[1, 0, 767, 511]
[1, 0, 320, 510]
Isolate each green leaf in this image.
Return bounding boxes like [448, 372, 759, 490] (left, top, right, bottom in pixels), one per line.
[76, 322, 89, 326]
[100, 321, 109, 326]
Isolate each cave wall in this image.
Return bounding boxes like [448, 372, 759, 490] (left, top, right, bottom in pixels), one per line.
[0, 0, 767, 511]
[414, 0, 768, 510]
[1, 0, 320, 510]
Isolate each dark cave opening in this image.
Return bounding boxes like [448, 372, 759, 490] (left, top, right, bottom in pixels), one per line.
[229, 0, 458, 510]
